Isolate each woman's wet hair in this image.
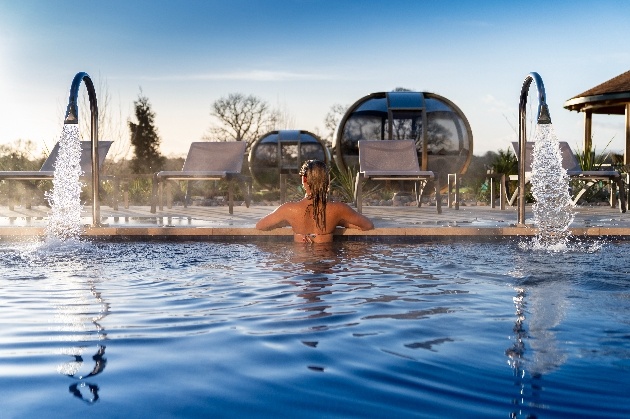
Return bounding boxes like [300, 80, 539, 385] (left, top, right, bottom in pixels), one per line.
[299, 160, 329, 230]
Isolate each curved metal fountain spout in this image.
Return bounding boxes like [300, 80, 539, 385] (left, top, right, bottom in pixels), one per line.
[63, 72, 100, 227]
[517, 72, 552, 226]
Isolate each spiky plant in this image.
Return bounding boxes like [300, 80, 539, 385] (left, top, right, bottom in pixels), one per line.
[329, 164, 382, 204]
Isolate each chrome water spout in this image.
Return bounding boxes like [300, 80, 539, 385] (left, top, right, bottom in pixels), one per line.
[518, 72, 552, 226]
[64, 72, 101, 227]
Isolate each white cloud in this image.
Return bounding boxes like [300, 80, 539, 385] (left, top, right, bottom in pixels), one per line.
[482, 94, 511, 114]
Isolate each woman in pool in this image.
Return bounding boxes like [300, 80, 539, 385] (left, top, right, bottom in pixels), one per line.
[256, 160, 374, 243]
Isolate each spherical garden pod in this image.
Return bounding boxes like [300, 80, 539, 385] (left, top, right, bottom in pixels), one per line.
[333, 91, 473, 191]
[248, 130, 330, 189]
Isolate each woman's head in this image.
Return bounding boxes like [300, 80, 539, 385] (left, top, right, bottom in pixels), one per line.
[299, 160, 329, 192]
[299, 160, 329, 230]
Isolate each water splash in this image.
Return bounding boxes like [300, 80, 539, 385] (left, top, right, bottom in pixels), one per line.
[45, 125, 84, 241]
[529, 124, 574, 251]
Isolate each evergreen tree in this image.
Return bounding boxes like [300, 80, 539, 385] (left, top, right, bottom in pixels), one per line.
[128, 90, 165, 173]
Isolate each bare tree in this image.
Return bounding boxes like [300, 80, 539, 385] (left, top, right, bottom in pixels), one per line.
[204, 93, 279, 149]
[324, 103, 348, 147]
[273, 101, 297, 130]
[79, 75, 132, 165]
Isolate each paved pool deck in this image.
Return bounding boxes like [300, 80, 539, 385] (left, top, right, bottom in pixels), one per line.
[0, 203, 628, 241]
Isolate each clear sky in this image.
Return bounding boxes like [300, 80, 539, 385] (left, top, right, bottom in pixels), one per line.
[1, 0, 629, 160]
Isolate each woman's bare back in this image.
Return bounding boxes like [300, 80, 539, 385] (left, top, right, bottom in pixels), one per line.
[256, 198, 374, 243]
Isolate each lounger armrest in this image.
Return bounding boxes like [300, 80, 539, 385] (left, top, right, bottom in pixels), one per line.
[567, 170, 621, 179]
[362, 170, 434, 178]
[0, 171, 55, 180]
[0, 171, 116, 181]
[509, 174, 532, 181]
[156, 170, 230, 179]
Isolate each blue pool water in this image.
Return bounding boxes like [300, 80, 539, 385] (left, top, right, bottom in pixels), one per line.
[0, 239, 628, 418]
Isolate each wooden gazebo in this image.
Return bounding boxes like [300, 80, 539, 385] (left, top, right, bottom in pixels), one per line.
[564, 69, 630, 165]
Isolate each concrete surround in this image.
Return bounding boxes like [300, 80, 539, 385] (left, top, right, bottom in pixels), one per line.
[0, 204, 628, 241]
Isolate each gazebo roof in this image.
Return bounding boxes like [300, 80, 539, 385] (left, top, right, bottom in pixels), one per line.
[564, 69, 630, 114]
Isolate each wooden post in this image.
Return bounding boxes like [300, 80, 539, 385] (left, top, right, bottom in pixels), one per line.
[166, 182, 173, 209]
[490, 177, 495, 209]
[280, 173, 287, 204]
[584, 110, 593, 153]
[500, 174, 506, 210]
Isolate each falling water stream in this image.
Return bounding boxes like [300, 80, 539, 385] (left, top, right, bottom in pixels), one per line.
[44, 124, 84, 241]
[529, 123, 575, 250]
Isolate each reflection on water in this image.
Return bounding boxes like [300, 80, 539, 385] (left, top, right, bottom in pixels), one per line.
[16, 240, 110, 404]
[507, 248, 599, 418]
[507, 281, 570, 372]
[526, 281, 569, 375]
[289, 242, 343, 274]
[55, 278, 109, 404]
[0, 241, 628, 418]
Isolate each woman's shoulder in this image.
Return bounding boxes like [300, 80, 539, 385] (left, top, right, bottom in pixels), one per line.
[278, 199, 314, 216]
[327, 200, 353, 211]
[286, 199, 310, 209]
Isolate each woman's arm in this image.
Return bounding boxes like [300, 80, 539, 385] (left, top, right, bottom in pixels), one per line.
[255, 205, 291, 230]
[334, 203, 374, 230]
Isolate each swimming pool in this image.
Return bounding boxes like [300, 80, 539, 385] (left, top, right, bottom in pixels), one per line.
[0, 239, 628, 417]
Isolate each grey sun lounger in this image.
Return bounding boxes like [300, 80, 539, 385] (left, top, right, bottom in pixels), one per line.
[355, 140, 441, 213]
[509, 141, 626, 212]
[150, 141, 252, 215]
[0, 141, 114, 210]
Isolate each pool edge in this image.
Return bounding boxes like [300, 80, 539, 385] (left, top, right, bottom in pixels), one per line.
[0, 226, 628, 242]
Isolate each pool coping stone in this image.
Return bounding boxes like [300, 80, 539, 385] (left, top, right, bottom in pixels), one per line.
[0, 204, 628, 240]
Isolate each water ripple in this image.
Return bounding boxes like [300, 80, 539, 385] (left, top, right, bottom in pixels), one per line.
[0, 241, 628, 417]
